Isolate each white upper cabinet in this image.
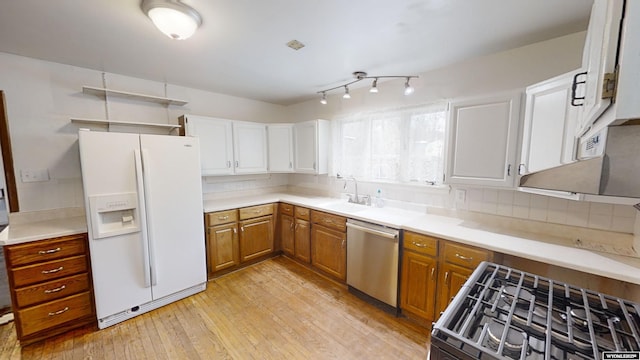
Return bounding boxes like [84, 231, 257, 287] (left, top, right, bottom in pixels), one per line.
[574, 0, 623, 135]
[267, 124, 294, 173]
[519, 71, 579, 175]
[294, 119, 330, 174]
[232, 122, 268, 174]
[180, 115, 234, 176]
[445, 92, 522, 188]
[181, 115, 268, 176]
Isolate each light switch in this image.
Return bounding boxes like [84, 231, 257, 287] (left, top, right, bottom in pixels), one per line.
[20, 169, 50, 182]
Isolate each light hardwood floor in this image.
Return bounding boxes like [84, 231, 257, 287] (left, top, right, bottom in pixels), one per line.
[0, 256, 431, 359]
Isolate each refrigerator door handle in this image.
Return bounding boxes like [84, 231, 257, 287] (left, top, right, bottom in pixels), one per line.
[141, 148, 159, 286]
[134, 149, 152, 288]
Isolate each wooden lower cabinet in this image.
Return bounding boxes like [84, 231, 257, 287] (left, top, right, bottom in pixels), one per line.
[294, 218, 311, 263]
[400, 251, 438, 321]
[280, 214, 295, 257]
[205, 204, 276, 278]
[435, 262, 474, 317]
[400, 231, 492, 323]
[239, 215, 275, 262]
[207, 222, 239, 273]
[4, 233, 95, 344]
[311, 224, 347, 281]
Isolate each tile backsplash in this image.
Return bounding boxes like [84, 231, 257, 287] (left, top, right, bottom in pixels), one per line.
[454, 187, 636, 233]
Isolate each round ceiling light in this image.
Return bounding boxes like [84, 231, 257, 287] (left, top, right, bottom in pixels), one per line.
[141, 0, 202, 40]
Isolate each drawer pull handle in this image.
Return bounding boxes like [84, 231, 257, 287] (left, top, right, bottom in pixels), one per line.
[41, 266, 64, 274]
[48, 307, 69, 317]
[412, 241, 427, 248]
[430, 267, 435, 279]
[218, 215, 229, 220]
[455, 253, 473, 261]
[44, 285, 66, 294]
[444, 271, 449, 284]
[233, 227, 237, 234]
[38, 247, 61, 255]
[254, 210, 262, 214]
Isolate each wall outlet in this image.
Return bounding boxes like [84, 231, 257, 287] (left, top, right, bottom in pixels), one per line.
[20, 169, 50, 182]
[455, 189, 467, 204]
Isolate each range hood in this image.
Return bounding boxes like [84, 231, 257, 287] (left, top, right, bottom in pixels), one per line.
[519, 124, 640, 198]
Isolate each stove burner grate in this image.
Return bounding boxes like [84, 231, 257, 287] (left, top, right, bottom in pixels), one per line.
[431, 262, 640, 360]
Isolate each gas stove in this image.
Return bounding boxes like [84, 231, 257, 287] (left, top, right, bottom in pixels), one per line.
[430, 262, 640, 359]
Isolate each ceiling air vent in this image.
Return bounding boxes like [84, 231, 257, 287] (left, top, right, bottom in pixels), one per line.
[286, 40, 305, 50]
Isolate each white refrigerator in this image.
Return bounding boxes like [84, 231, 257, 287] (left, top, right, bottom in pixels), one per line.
[78, 130, 207, 329]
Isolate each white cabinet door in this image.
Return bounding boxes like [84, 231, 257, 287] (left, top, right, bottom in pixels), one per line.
[267, 124, 294, 172]
[294, 120, 329, 174]
[520, 71, 579, 175]
[575, 0, 623, 135]
[445, 92, 521, 188]
[182, 115, 234, 176]
[233, 122, 268, 174]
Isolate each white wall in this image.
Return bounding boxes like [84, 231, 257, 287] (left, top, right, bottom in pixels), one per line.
[0, 52, 287, 212]
[283, 30, 638, 235]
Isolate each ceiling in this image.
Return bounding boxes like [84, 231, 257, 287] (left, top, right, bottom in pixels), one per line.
[0, 0, 593, 105]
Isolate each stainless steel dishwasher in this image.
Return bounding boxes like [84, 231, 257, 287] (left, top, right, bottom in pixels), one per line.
[346, 219, 400, 309]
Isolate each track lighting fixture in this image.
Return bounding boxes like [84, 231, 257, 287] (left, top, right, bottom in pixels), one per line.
[343, 86, 351, 99]
[369, 78, 379, 93]
[318, 71, 418, 105]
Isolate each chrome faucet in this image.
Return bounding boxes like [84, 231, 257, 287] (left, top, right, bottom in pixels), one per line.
[344, 176, 369, 205]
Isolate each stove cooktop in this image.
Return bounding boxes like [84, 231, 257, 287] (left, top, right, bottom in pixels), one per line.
[430, 262, 640, 360]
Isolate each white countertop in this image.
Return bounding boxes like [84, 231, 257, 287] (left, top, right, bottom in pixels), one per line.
[3, 193, 638, 286]
[205, 192, 640, 286]
[0, 216, 88, 246]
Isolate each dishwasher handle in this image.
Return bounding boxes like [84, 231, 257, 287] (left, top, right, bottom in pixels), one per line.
[346, 222, 398, 240]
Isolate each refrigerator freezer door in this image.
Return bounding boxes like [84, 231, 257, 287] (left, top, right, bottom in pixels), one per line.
[78, 131, 153, 320]
[139, 134, 206, 300]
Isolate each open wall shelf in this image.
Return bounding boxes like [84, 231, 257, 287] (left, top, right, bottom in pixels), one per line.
[82, 86, 188, 106]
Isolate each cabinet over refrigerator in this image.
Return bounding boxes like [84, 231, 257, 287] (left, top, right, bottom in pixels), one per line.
[78, 130, 207, 329]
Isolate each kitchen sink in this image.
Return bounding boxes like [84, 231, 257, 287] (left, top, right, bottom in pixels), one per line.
[319, 200, 369, 214]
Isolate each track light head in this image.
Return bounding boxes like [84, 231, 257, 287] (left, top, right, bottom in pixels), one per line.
[343, 86, 351, 99]
[369, 78, 378, 93]
[404, 77, 414, 96]
[320, 92, 327, 105]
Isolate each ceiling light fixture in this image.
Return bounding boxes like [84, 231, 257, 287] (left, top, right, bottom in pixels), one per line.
[404, 77, 415, 96]
[343, 86, 351, 99]
[369, 78, 379, 93]
[320, 92, 327, 105]
[318, 71, 418, 104]
[141, 0, 203, 40]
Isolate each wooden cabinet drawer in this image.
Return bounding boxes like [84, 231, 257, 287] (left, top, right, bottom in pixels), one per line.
[239, 204, 274, 220]
[5, 234, 86, 267]
[442, 242, 490, 269]
[403, 232, 438, 257]
[294, 206, 310, 221]
[11, 255, 87, 288]
[18, 291, 93, 337]
[206, 209, 238, 226]
[14, 273, 90, 308]
[311, 211, 346, 232]
[280, 203, 294, 216]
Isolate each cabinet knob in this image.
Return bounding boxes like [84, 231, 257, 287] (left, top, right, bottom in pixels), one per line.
[444, 271, 449, 284]
[430, 267, 435, 280]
